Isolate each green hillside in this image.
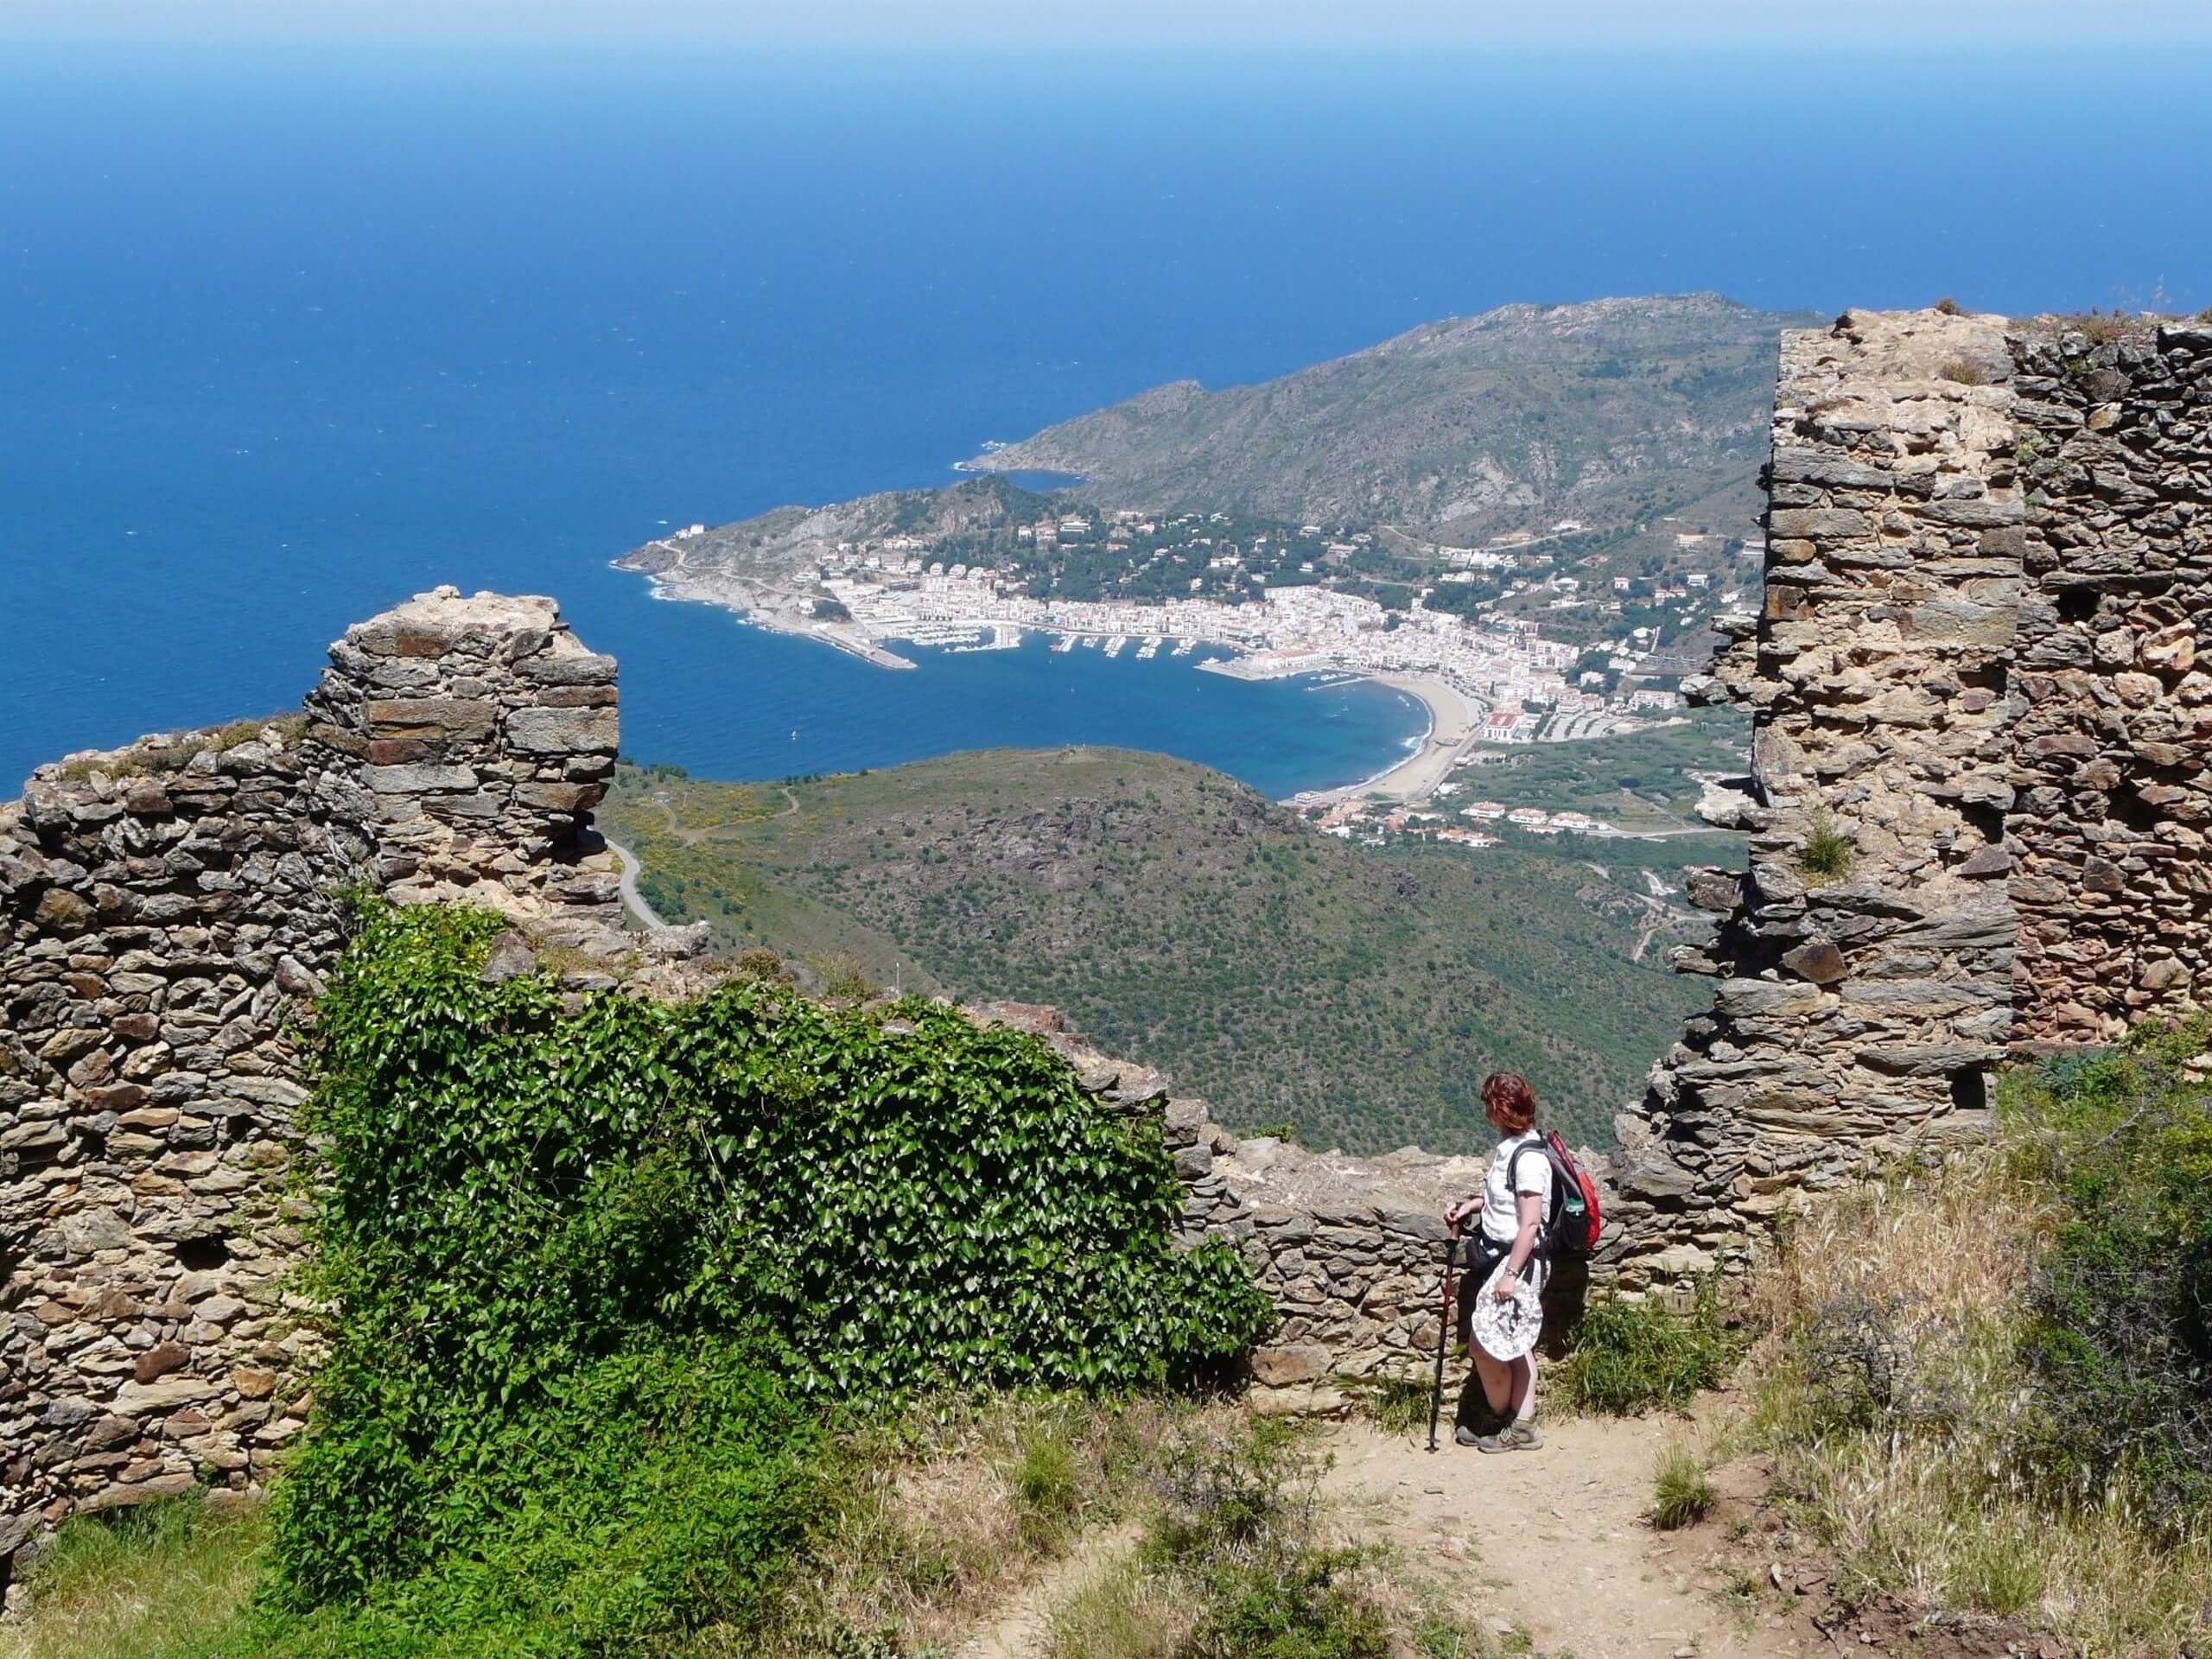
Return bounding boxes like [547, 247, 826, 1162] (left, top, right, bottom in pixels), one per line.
[601, 750, 1726, 1153]
[959, 293, 1814, 542]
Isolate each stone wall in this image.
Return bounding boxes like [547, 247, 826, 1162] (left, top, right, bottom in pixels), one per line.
[990, 1007, 1482, 1415]
[1614, 308, 2026, 1286]
[1618, 308, 2210, 1287]
[0, 588, 622, 1575]
[2007, 324, 2212, 1039]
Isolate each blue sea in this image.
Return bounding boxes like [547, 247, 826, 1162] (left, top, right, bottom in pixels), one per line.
[5, 42, 2210, 798]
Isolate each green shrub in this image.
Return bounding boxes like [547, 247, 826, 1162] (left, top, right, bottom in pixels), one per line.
[1186, 1550, 1389, 1659]
[270, 1338, 821, 1650]
[1354, 1371, 1433, 1437]
[1794, 810, 1855, 884]
[809, 951, 878, 1001]
[269, 899, 1272, 1615]
[1962, 1532, 2045, 1617]
[2012, 1019, 2212, 1527]
[1145, 1421, 1389, 1659]
[1650, 1446, 1715, 1530]
[1555, 1278, 1743, 1414]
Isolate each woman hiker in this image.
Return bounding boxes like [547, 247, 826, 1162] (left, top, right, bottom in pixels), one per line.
[1445, 1071, 1551, 1452]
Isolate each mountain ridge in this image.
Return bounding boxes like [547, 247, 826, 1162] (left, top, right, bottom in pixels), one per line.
[954, 292, 1816, 537]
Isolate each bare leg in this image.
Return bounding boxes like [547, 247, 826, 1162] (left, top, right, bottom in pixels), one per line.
[1515, 1354, 1539, 1422]
[1471, 1347, 1514, 1416]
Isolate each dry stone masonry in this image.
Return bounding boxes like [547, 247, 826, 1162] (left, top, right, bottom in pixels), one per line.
[984, 1005, 1485, 1416]
[2007, 327, 2212, 1039]
[3, 308, 2208, 1573]
[1618, 308, 2210, 1287]
[0, 588, 623, 1580]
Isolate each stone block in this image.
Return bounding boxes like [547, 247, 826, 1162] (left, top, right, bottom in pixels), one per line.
[133, 1341, 191, 1384]
[113, 1376, 218, 1414]
[366, 763, 480, 795]
[1767, 507, 1872, 540]
[517, 651, 619, 687]
[1918, 497, 2023, 528]
[1249, 1344, 1332, 1388]
[350, 619, 457, 659]
[364, 698, 497, 741]
[32, 889, 94, 937]
[503, 707, 620, 755]
[1614, 1149, 1698, 1200]
[514, 781, 598, 812]
[1780, 939, 1847, 983]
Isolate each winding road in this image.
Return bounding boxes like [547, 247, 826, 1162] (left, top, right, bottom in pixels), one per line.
[601, 837, 672, 931]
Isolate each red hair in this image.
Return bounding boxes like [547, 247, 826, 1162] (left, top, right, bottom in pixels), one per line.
[1482, 1071, 1537, 1135]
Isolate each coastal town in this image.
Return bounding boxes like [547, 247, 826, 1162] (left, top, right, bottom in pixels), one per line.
[627, 496, 1753, 846]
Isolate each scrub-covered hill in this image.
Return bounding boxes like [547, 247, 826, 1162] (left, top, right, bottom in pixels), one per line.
[601, 749, 1723, 1153]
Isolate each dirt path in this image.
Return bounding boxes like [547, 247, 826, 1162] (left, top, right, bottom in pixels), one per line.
[1316, 1417, 1812, 1659]
[951, 1521, 1141, 1659]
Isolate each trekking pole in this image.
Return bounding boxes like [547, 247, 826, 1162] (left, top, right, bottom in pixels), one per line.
[1427, 1218, 1459, 1453]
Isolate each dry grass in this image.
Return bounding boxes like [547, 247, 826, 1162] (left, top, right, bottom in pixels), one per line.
[1738, 1146, 2212, 1655]
[1651, 1442, 1716, 1530]
[1937, 357, 1991, 385]
[766, 1394, 1182, 1656]
[53, 715, 309, 784]
[2016, 307, 2164, 348]
[1745, 1146, 2053, 1342]
[1047, 1560, 1193, 1659]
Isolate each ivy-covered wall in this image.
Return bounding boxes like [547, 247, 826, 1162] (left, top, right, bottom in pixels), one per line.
[0, 588, 626, 1589]
[264, 901, 1271, 1609]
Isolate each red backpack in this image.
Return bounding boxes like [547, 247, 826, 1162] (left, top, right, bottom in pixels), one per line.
[1510, 1129, 1603, 1260]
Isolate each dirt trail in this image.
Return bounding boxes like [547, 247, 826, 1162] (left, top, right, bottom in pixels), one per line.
[1316, 1416, 1812, 1659]
[953, 1521, 1141, 1659]
[948, 1413, 1810, 1659]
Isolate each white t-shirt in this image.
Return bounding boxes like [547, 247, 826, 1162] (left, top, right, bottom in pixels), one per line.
[1479, 1130, 1553, 1245]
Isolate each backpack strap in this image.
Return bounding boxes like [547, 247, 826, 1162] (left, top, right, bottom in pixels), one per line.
[1509, 1141, 1559, 1258]
[1507, 1141, 1546, 1196]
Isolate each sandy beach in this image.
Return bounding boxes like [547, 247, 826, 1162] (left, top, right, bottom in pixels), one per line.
[1310, 671, 1478, 804]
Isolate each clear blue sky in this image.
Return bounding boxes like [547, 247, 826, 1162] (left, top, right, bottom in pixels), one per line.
[11, 0, 2212, 48]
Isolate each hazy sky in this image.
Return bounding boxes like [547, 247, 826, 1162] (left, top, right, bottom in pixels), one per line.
[12, 0, 2212, 48]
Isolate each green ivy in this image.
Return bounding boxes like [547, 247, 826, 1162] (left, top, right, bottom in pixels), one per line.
[269, 899, 1272, 1610]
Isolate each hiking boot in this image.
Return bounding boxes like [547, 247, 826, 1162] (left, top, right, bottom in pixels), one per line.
[1503, 1421, 1543, 1450]
[1454, 1425, 1516, 1453]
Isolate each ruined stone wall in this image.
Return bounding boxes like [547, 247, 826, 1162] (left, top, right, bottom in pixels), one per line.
[0, 588, 620, 1572]
[1613, 309, 2027, 1287]
[2007, 324, 2212, 1039]
[1027, 315, 2211, 1376]
[1165, 1101, 1475, 1413]
[1617, 308, 2210, 1288]
[4, 317, 2206, 1574]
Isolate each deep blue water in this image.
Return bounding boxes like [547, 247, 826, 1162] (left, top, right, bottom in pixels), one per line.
[5, 42, 2210, 797]
[676, 632, 1425, 800]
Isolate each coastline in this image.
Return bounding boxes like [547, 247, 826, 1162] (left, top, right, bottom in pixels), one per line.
[1306, 671, 1477, 804]
[620, 560, 918, 670]
[613, 555, 1471, 800]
